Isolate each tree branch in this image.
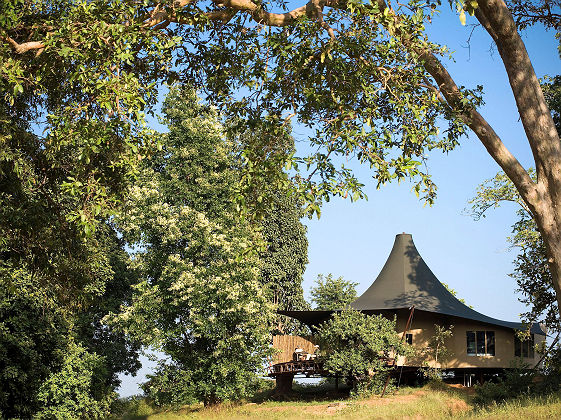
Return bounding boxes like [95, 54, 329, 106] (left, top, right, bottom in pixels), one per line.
[420, 50, 539, 212]
[4, 36, 45, 54]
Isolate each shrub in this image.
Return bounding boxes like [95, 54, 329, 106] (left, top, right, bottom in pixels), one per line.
[317, 309, 410, 397]
[140, 361, 198, 408]
[474, 359, 534, 406]
[35, 341, 113, 419]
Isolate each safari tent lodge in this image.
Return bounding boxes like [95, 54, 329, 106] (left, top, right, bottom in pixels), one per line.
[269, 233, 546, 388]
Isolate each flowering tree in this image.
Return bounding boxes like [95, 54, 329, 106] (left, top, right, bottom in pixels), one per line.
[112, 87, 275, 405]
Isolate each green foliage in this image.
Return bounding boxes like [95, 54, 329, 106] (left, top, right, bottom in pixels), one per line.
[1, 12, 171, 414]
[541, 75, 561, 133]
[182, 0, 476, 212]
[317, 309, 409, 395]
[419, 324, 454, 380]
[141, 361, 198, 408]
[1, 0, 177, 236]
[0, 276, 67, 419]
[73, 224, 142, 388]
[260, 192, 310, 334]
[473, 359, 535, 406]
[35, 341, 113, 419]
[111, 86, 275, 405]
[0, 223, 140, 417]
[311, 274, 358, 310]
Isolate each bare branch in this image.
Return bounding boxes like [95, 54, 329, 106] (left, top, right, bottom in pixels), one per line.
[4, 36, 45, 54]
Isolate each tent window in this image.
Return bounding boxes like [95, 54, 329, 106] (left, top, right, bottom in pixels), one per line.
[466, 331, 476, 356]
[467, 331, 495, 356]
[405, 333, 413, 345]
[486, 331, 495, 356]
[514, 334, 534, 358]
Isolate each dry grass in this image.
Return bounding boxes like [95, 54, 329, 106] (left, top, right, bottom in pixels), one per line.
[117, 383, 561, 420]
[467, 394, 561, 419]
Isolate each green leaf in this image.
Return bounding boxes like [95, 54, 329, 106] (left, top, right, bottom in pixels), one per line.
[459, 10, 466, 26]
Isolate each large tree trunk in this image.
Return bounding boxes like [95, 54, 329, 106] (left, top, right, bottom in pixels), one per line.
[533, 200, 561, 318]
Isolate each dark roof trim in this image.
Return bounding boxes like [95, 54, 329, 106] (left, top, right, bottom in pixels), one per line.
[278, 308, 545, 335]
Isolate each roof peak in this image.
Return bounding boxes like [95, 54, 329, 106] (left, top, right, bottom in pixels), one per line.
[349, 233, 544, 334]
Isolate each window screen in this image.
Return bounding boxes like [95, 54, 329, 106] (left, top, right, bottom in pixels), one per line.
[514, 334, 534, 358]
[467, 331, 495, 356]
[466, 331, 476, 356]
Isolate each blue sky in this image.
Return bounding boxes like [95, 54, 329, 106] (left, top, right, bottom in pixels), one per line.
[118, 5, 560, 397]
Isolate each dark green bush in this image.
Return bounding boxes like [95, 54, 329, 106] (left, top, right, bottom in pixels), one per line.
[317, 309, 410, 398]
[140, 362, 199, 408]
[474, 360, 534, 406]
[35, 341, 113, 419]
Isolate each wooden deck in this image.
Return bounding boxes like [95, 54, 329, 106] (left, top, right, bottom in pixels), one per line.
[267, 360, 328, 377]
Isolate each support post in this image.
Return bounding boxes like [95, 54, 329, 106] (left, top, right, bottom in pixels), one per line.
[275, 373, 294, 394]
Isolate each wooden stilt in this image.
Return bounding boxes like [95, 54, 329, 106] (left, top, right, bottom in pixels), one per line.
[275, 373, 294, 394]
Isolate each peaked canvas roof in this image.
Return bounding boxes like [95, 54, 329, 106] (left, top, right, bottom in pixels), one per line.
[350, 233, 543, 334]
[280, 233, 544, 335]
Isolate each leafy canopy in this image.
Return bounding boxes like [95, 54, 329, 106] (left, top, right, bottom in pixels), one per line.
[0, 223, 141, 418]
[311, 273, 358, 310]
[2, 0, 481, 225]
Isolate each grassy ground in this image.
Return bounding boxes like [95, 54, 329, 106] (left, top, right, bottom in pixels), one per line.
[115, 381, 561, 420]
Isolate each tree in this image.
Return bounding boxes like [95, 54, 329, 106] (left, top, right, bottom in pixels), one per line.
[468, 75, 561, 332]
[0, 277, 67, 419]
[419, 324, 454, 380]
[111, 86, 275, 405]
[7, 1, 561, 327]
[317, 309, 409, 395]
[469, 170, 559, 331]
[260, 192, 310, 335]
[0, 223, 141, 418]
[311, 273, 358, 310]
